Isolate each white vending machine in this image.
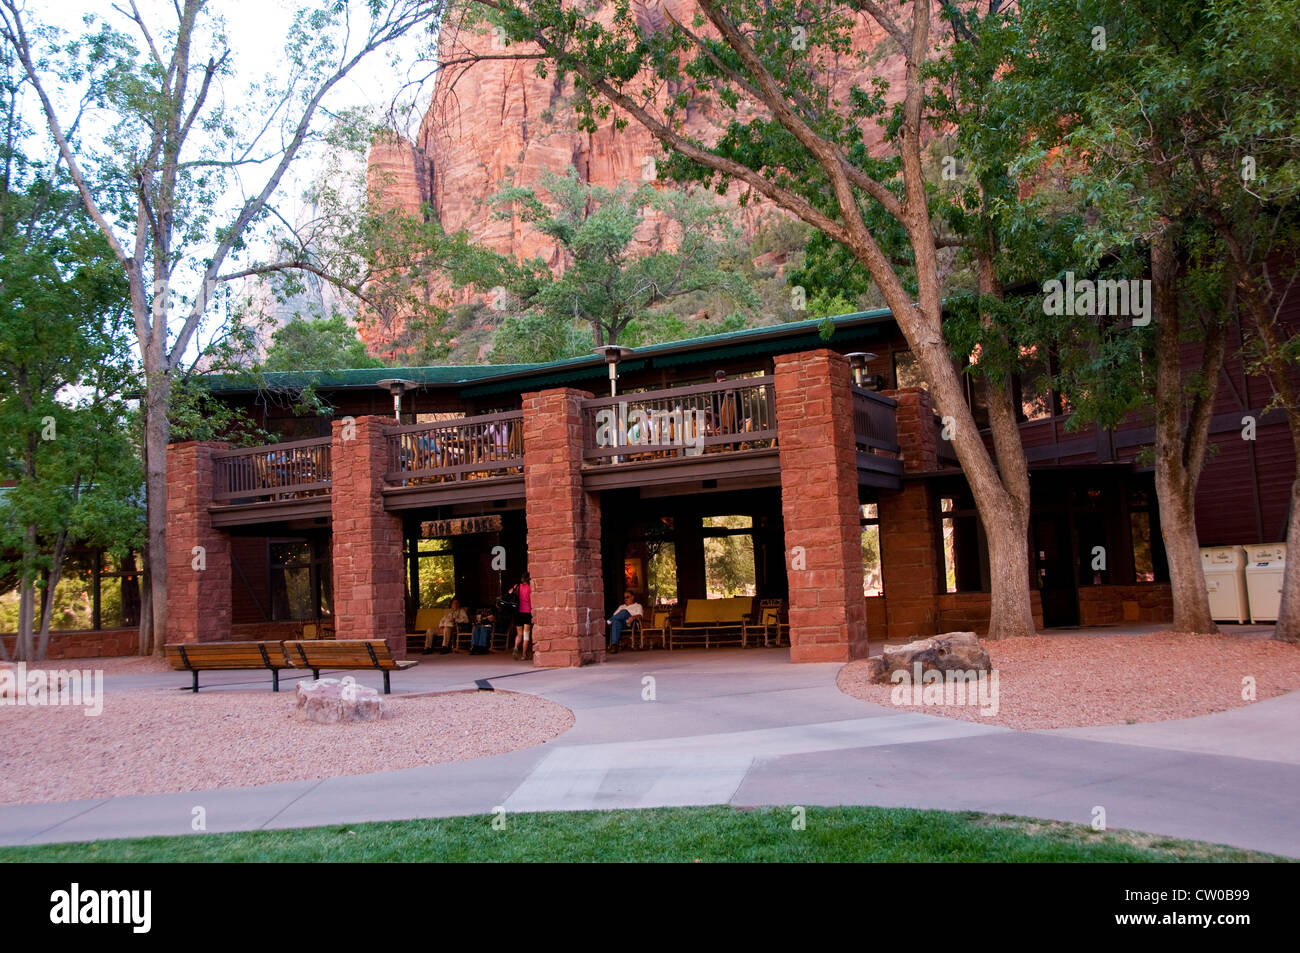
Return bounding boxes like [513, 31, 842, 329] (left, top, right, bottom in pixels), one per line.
[1244, 543, 1287, 624]
[1200, 546, 1249, 624]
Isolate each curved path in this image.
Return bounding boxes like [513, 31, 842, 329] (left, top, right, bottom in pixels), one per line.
[3, 649, 1298, 856]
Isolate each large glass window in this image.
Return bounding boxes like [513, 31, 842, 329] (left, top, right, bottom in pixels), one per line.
[861, 503, 882, 596]
[893, 350, 927, 390]
[411, 538, 456, 608]
[270, 537, 331, 620]
[702, 515, 756, 598]
[939, 492, 986, 593]
[0, 549, 142, 634]
[1129, 490, 1156, 583]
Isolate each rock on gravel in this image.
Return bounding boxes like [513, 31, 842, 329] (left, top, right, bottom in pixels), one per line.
[296, 677, 383, 723]
[0, 688, 573, 806]
[866, 631, 991, 683]
[840, 630, 1300, 730]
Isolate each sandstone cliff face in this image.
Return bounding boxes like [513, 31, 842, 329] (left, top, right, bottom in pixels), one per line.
[364, 2, 914, 359]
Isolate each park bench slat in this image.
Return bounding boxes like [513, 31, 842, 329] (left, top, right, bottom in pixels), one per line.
[282, 639, 417, 694]
[164, 642, 293, 692]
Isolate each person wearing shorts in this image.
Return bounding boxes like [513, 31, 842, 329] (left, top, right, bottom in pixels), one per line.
[513, 571, 533, 660]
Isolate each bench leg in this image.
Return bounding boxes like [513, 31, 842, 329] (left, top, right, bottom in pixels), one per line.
[312, 668, 320, 680]
[192, 670, 199, 693]
[272, 669, 280, 692]
[383, 671, 391, 695]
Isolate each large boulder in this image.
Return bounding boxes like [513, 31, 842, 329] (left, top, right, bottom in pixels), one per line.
[295, 677, 384, 724]
[866, 632, 992, 684]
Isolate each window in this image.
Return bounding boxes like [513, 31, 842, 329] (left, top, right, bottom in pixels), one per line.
[1129, 490, 1156, 583]
[0, 549, 141, 635]
[270, 538, 331, 620]
[98, 552, 142, 629]
[893, 350, 927, 391]
[939, 491, 987, 592]
[1076, 486, 1111, 585]
[702, 515, 756, 598]
[410, 538, 456, 608]
[645, 517, 677, 606]
[861, 503, 882, 596]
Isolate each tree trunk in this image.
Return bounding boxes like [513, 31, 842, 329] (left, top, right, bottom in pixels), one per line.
[974, 250, 1037, 640]
[35, 527, 69, 661]
[14, 523, 39, 661]
[138, 564, 153, 656]
[144, 376, 171, 656]
[1151, 231, 1218, 634]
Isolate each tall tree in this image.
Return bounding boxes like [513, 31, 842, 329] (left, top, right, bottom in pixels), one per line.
[0, 64, 140, 661]
[1004, 0, 1300, 634]
[0, 0, 443, 653]
[488, 168, 758, 352]
[455, 0, 1041, 638]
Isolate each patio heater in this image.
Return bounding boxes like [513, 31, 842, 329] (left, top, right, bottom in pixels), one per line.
[845, 352, 878, 389]
[593, 344, 634, 397]
[377, 378, 418, 421]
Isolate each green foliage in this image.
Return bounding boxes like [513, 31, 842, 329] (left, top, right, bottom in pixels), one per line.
[486, 169, 759, 358]
[263, 313, 386, 372]
[0, 84, 143, 653]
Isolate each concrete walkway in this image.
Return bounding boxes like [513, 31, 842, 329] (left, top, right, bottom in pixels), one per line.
[3, 647, 1299, 856]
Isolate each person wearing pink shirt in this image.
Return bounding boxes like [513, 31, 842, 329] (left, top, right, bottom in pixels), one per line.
[512, 571, 533, 660]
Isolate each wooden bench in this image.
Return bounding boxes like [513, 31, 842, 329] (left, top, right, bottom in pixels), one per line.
[165, 641, 294, 693]
[282, 639, 417, 694]
[670, 597, 754, 649]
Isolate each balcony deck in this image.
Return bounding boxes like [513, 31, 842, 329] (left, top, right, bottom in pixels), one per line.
[209, 437, 332, 527]
[381, 411, 525, 510]
[854, 387, 904, 489]
[580, 376, 782, 491]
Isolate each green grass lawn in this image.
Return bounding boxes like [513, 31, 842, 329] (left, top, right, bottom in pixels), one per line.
[0, 806, 1286, 862]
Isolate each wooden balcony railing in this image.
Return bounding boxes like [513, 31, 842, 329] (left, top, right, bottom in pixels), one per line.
[212, 437, 332, 505]
[853, 386, 902, 477]
[581, 376, 778, 465]
[384, 411, 524, 486]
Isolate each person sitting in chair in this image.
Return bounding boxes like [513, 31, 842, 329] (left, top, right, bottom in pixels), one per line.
[608, 590, 643, 655]
[425, 598, 469, 654]
[470, 606, 495, 655]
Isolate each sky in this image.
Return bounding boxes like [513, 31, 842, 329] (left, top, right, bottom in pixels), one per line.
[21, 0, 440, 361]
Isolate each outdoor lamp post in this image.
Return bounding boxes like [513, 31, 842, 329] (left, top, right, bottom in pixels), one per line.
[593, 344, 634, 397]
[845, 352, 878, 388]
[377, 378, 418, 421]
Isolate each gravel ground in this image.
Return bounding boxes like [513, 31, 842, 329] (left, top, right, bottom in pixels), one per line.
[0, 689, 573, 806]
[838, 631, 1300, 730]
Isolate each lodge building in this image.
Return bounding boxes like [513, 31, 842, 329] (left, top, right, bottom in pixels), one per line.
[154, 307, 1294, 666]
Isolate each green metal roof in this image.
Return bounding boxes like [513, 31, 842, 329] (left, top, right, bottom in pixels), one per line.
[203, 307, 897, 398]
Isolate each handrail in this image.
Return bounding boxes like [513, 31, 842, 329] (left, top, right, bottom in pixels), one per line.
[581, 376, 778, 463]
[853, 385, 900, 455]
[212, 437, 331, 504]
[384, 410, 524, 485]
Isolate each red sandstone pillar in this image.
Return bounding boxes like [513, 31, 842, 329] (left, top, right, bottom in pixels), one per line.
[522, 388, 604, 667]
[165, 442, 233, 644]
[877, 388, 941, 639]
[773, 350, 869, 662]
[330, 415, 405, 657]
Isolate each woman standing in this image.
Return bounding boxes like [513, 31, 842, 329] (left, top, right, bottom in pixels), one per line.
[513, 571, 533, 660]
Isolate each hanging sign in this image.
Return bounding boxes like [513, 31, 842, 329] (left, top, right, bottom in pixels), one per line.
[421, 515, 503, 538]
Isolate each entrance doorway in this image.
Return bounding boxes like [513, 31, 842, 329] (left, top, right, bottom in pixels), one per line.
[1033, 514, 1079, 627]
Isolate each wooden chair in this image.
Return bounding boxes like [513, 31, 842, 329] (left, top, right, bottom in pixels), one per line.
[638, 609, 672, 650]
[299, 620, 334, 641]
